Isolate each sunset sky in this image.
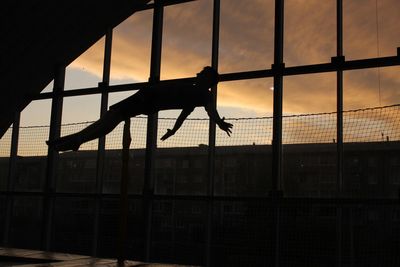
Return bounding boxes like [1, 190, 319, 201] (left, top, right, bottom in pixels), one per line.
[20, 0, 400, 127]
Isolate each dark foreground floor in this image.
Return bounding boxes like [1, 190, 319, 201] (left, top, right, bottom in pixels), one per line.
[0, 248, 198, 267]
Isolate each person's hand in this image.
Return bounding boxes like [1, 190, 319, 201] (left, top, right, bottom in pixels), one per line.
[218, 117, 233, 137]
[160, 129, 175, 141]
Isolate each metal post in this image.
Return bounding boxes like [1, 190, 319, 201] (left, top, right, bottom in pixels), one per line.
[205, 1, 220, 266]
[3, 112, 20, 245]
[118, 119, 131, 264]
[42, 65, 65, 250]
[143, 0, 163, 261]
[92, 28, 113, 256]
[349, 207, 355, 267]
[336, 0, 344, 196]
[271, 1, 284, 266]
[336, 1, 344, 267]
[272, 0, 284, 195]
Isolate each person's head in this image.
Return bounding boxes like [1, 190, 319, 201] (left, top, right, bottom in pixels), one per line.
[197, 66, 219, 87]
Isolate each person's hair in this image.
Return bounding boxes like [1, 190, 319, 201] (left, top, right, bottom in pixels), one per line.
[201, 66, 219, 84]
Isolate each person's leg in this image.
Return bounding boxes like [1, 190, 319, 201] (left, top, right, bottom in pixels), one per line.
[48, 109, 124, 151]
[77, 109, 125, 143]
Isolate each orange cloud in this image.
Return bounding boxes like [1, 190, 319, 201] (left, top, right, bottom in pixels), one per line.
[69, 0, 400, 116]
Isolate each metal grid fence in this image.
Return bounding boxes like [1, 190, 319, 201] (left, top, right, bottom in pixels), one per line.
[1, 104, 399, 157]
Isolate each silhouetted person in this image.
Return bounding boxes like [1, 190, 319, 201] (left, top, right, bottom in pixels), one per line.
[47, 66, 232, 151]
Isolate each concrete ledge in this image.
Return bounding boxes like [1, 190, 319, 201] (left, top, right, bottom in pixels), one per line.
[0, 248, 199, 267]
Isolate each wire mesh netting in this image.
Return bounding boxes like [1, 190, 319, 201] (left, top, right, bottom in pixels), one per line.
[0, 129, 12, 157]
[1, 104, 400, 157]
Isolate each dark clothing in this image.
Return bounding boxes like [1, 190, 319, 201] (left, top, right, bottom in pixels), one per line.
[110, 90, 149, 118]
[110, 83, 211, 118]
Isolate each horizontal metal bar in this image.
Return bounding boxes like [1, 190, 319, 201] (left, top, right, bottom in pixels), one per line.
[34, 78, 195, 100]
[284, 55, 400, 76]
[218, 54, 400, 81]
[137, 0, 198, 11]
[34, 53, 400, 100]
[220, 69, 274, 81]
[0, 191, 399, 205]
[35, 81, 149, 100]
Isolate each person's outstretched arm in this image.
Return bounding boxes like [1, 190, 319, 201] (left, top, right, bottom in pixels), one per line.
[160, 107, 194, 141]
[205, 103, 233, 136]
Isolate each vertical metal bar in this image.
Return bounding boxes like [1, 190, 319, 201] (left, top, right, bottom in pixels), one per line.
[271, 1, 284, 266]
[272, 0, 284, 194]
[205, 0, 220, 266]
[92, 28, 113, 256]
[144, 0, 163, 261]
[349, 207, 355, 267]
[336, 1, 344, 267]
[118, 119, 131, 264]
[42, 65, 65, 251]
[3, 112, 20, 245]
[336, 0, 343, 195]
[102, 29, 113, 86]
